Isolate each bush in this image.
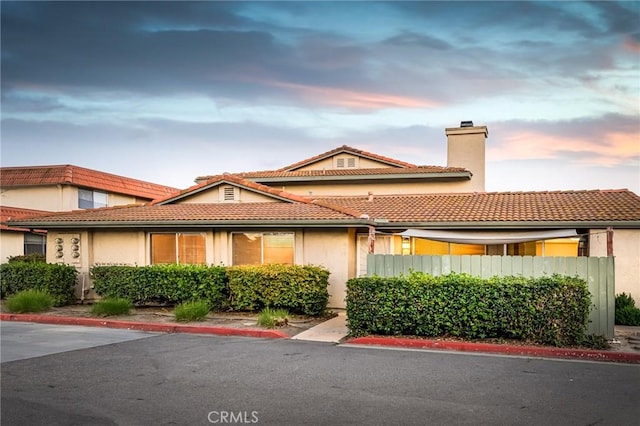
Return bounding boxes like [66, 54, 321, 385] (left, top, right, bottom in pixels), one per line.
[346, 273, 591, 347]
[226, 264, 330, 315]
[257, 308, 290, 328]
[91, 264, 228, 308]
[5, 290, 54, 313]
[7, 254, 46, 263]
[615, 293, 640, 326]
[90, 298, 132, 317]
[174, 300, 210, 322]
[0, 262, 77, 306]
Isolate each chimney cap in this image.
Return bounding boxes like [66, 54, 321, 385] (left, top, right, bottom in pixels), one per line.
[460, 120, 474, 127]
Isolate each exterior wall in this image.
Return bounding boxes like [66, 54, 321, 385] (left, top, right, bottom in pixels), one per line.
[295, 156, 392, 171]
[1, 232, 24, 263]
[590, 229, 640, 306]
[446, 126, 487, 192]
[178, 187, 277, 203]
[302, 228, 352, 308]
[92, 231, 145, 265]
[1, 185, 143, 211]
[274, 179, 474, 197]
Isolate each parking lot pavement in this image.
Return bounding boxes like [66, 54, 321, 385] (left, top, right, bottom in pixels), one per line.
[0, 321, 157, 363]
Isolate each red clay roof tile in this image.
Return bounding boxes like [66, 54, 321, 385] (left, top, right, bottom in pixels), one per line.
[1, 165, 179, 200]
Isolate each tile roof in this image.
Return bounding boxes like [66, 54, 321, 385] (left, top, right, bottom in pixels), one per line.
[1, 165, 179, 200]
[277, 145, 417, 171]
[318, 190, 640, 224]
[7, 202, 362, 227]
[8, 189, 640, 229]
[0, 206, 50, 233]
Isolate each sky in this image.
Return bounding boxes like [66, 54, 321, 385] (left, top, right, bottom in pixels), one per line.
[1, 1, 639, 194]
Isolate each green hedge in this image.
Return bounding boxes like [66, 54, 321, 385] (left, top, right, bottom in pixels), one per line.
[615, 293, 640, 326]
[346, 272, 592, 347]
[226, 264, 330, 315]
[91, 264, 228, 309]
[0, 262, 77, 306]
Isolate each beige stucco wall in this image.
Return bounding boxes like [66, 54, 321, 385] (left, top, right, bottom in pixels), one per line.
[590, 229, 640, 306]
[1, 232, 24, 263]
[2, 185, 142, 211]
[178, 187, 278, 203]
[446, 126, 486, 193]
[274, 179, 474, 197]
[296, 155, 392, 171]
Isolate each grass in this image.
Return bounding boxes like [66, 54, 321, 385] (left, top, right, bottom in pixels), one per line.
[90, 298, 132, 317]
[5, 290, 53, 313]
[257, 307, 290, 328]
[174, 300, 210, 322]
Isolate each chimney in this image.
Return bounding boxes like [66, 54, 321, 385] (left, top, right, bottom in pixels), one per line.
[445, 121, 488, 192]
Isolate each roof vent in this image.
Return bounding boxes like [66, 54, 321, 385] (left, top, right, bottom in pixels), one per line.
[460, 121, 474, 127]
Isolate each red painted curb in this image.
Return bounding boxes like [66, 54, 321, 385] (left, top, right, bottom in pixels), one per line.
[0, 313, 289, 339]
[346, 336, 640, 364]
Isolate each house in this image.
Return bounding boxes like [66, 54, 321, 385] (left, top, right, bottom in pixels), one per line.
[7, 123, 640, 307]
[0, 164, 178, 261]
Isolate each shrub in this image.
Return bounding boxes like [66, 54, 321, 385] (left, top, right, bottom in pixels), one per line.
[0, 262, 77, 306]
[91, 264, 228, 308]
[257, 308, 290, 328]
[346, 273, 591, 347]
[615, 293, 640, 326]
[226, 264, 330, 315]
[175, 300, 210, 322]
[90, 298, 132, 317]
[7, 254, 46, 263]
[5, 290, 53, 313]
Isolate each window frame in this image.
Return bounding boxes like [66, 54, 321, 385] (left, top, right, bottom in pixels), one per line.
[78, 188, 108, 209]
[230, 232, 295, 266]
[150, 232, 206, 265]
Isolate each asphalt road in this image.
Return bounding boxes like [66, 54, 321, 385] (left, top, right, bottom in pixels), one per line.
[1, 322, 639, 426]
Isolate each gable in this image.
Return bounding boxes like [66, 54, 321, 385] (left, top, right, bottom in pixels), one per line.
[279, 145, 416, 172]
[173, 184, 280, 204]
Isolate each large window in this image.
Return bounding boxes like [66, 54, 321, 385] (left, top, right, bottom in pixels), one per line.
[24, 233, 46, 255]
[232, 232, 294, 265]
[78, 189, 108, 209]
[151, 233, 206, 264]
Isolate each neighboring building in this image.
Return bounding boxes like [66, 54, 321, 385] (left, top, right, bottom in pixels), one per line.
[7, 124, 640, 306]
[0, 164, 178, 261]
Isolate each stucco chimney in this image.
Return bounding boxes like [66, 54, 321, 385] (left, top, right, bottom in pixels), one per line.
[445, 121, 488, 192]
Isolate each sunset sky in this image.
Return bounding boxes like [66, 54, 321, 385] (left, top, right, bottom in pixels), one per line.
[2, 1, 638, 193]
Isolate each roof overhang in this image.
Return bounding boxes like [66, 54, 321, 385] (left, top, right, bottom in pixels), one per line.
[248, 172, 471, 185]
[377, 221, 640, 229]
[400, 228, 579, 245]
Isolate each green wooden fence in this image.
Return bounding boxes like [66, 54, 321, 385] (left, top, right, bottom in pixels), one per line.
[367, 254, 615, 338]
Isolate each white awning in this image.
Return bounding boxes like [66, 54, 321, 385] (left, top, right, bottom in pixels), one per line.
[399, 229, 578, 245]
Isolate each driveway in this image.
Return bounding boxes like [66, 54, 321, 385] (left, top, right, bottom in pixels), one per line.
[2, 326, 639, 425]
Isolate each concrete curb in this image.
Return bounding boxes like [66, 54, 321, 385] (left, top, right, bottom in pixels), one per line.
[0, 313, 289, 339]
[346, 336, 640, 364]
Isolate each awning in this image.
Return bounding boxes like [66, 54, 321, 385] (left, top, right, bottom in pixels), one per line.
[399, 229, 578, 245]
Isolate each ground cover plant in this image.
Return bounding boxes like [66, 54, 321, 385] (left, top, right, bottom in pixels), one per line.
[90, 298, 132, 317]
[257, 307, 290, 328]
[174, 300, 210, 322]
[5, 290, 54, 313]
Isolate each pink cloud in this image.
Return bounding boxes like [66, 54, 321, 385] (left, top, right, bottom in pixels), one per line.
[268, 81, 439, 110]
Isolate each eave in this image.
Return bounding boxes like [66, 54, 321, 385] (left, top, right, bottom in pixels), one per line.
[249, 172, 471, 185]
[375, 221, 640, 230]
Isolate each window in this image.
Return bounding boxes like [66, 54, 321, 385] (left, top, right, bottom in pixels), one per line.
[24, 233, 46, 255]
[151, 233, 206, 264]
[78, 189, 108, 209]
[232, 232, 294, 265]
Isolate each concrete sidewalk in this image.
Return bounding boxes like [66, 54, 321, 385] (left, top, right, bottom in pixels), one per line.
[291, 310, 348, 343]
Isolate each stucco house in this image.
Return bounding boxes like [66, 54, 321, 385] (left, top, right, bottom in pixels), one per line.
[0, 164, 178, 261]
[7, 123, 640, 306]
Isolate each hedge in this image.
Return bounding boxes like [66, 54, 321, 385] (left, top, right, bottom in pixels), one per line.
[0, 262, 77, 306]
[226, 264, 330, 315]
[91, 264, 228, 309]
[346, 272, 592, 347]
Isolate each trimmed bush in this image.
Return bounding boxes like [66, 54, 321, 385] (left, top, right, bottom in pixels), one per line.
[175, 300, 210, 322]
[257, 308, 290, 328]
[90, 298, 132, 317]
[6, 290, 54, 313]
[91, 264, 228, 308]
[0, 262, 77, 306]
[615, 293, 640, 326]
[7, 254, 46, 263]
[346, 272, 592, 347]
[226, 264, 330, 315]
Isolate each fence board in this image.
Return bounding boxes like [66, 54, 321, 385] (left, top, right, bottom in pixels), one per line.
[366, 254, 615, 338]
